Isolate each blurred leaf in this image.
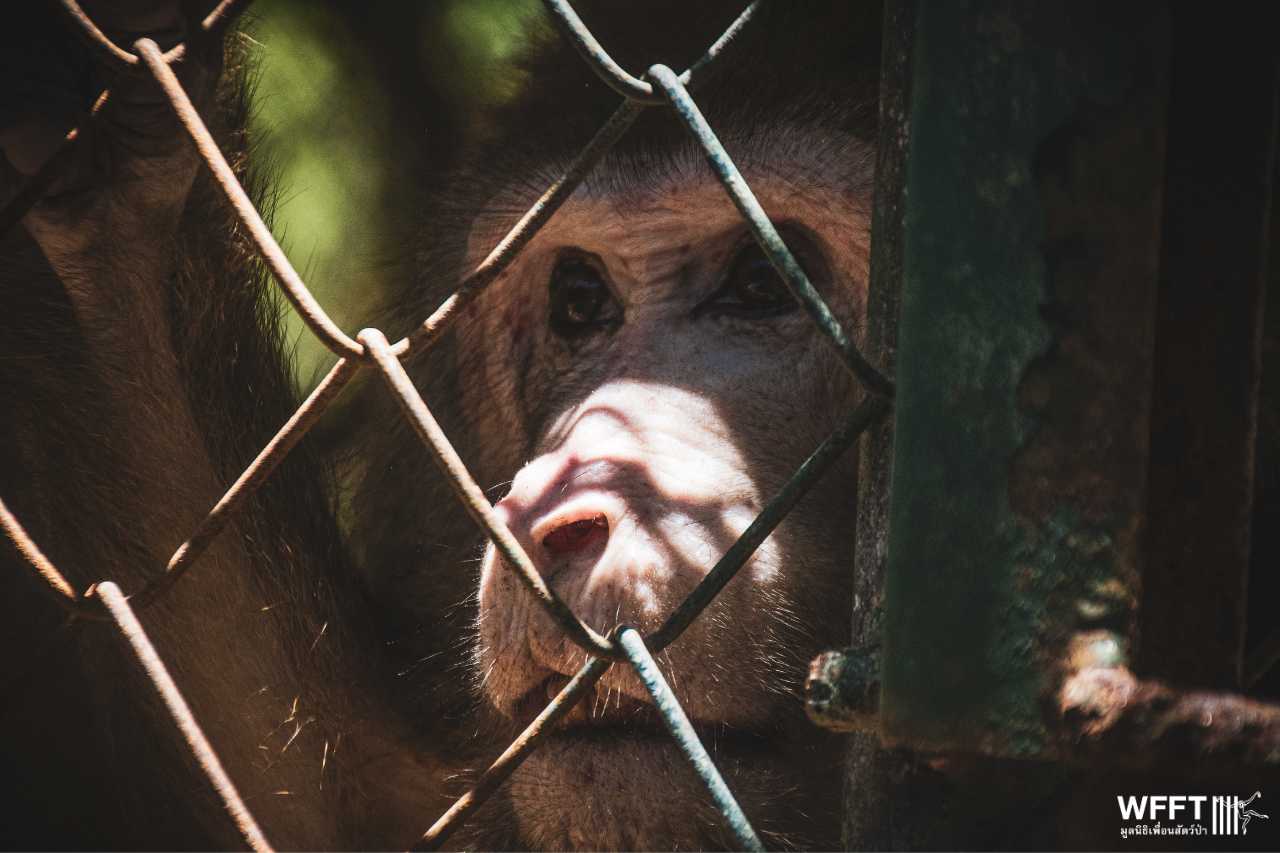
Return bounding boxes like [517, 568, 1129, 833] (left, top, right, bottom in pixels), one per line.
[247, 0, 543, 389]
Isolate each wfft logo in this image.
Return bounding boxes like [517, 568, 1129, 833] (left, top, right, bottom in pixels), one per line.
[1211, 792, 1268, 835]
[1116, 792, 1270, 840]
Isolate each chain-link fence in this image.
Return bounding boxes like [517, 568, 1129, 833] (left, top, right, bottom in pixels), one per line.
[0, 1, 892, 849]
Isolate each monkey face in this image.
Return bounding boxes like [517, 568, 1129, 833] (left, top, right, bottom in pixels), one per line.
[456, 131, 873, 848]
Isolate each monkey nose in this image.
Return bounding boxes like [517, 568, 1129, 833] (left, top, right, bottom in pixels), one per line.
[540, 513, 609, 556]
[495, 456, 629, 575]
[507, 489, 625, 577]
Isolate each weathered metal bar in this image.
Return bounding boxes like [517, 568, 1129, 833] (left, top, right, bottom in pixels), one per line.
[880, 0, 1171, 757]
[617, 628, 765, 852]
[94, 582, 273, 852]
[1247, 130, 1280, 692]
[415, 657, 612, 851]
[1137, 5, 1278, 689]
[837, 0, 914, 845]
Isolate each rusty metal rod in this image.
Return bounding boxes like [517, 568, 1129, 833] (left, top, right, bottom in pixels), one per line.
[94, 582, 273, 851]
[0, 497, 78, 609]
[414, 657, 612, 851]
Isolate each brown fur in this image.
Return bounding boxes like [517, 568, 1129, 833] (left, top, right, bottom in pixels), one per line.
[1, 2, 883, 848]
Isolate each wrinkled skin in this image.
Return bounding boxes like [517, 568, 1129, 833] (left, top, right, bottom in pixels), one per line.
[0, 1, 882, 849]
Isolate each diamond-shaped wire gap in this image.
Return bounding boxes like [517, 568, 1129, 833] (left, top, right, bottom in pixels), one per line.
[648, 396, 887, 651]
[129, 31, 645, 607]
[647, 64, 894, 398]
[353, 2, 787, 661]
[406, 395, 884, 847]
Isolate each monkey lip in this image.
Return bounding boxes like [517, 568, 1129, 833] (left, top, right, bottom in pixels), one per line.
[510, 675, 770, 750]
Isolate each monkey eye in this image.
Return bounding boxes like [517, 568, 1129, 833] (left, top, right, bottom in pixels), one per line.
[704, 242, 801, 318]
[549, 258, 620, 339]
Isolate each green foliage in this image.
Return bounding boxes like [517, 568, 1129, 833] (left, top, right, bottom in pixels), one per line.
[432, 0, 541, 110]
[246, 0, 540, 389]
[248, 1, 394, 386]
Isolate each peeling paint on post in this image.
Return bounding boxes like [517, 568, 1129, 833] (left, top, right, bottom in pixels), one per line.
[880, 0, 1170, 757]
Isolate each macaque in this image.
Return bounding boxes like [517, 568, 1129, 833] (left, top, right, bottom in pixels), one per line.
[0, 1, 882, 849]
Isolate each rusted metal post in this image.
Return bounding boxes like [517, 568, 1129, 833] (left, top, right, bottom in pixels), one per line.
[835, 0, 918, 846]
[880, 0, 1172, 758]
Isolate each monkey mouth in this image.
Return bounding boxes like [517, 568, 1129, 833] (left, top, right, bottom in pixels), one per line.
[510, 675, 771, 751]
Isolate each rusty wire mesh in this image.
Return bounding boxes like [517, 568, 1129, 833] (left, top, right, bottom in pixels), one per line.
[0, 1, 894, 849]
